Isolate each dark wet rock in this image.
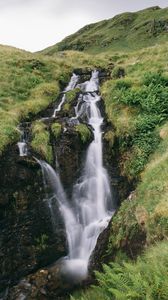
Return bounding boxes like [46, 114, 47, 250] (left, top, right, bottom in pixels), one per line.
[0, 146, 66, 292]
[89, 220, 112, 274]
[0, 122, 92, 293]
[51, 123, 93, 196]
[8, 261, 87, 300]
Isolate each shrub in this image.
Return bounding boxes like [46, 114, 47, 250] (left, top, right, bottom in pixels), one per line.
[103, 72, 168, 178]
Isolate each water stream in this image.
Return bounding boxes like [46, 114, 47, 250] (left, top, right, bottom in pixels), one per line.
[38, 70, 114, 280]
[17, 124, 28, 157]
[52, 73, 79, 117]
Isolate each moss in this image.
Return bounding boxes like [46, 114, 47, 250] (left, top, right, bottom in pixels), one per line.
[66, 88, 80, 102]
[31, 121, 53, 163]
[63, 103, 71, 112]
[51, 122, 62, 138]
[75, 124, 91, 143]
[35, 234, 49, 252]
[62, 88, 81, 113]
[104, 130, 115, 147]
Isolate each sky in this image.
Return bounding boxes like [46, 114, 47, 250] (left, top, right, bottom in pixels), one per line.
[0, 0, 167, 52]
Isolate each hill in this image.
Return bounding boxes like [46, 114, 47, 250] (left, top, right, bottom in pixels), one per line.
[42, 6, 168, 55]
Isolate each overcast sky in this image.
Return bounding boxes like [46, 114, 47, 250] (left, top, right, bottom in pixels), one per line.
[0, 0, 167, 52]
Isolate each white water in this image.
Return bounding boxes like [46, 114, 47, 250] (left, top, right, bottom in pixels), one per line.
[52, 73, 79, 117]
[17, 142, 28, 157]
[17, 125, 28, 157]
[39, 71, 114, 280]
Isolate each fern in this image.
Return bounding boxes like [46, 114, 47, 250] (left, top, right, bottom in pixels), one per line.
[72, 241, 168, 300]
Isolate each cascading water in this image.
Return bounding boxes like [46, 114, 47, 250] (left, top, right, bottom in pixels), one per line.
[38, 70, 114, 281]
[61, 71, 114, 280]
[35, 158, 76, 233]
[52, 73, 79, 117]
[17, 124, 28, 157]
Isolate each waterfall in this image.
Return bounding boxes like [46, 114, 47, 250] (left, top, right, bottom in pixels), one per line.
[52, 73, 79, 117]
[17, 124, 28, 157]
[38, 71, 114, 281]
[36, 158, 76, 233]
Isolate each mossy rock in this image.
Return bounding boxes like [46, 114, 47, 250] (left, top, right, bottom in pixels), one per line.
[75, 124, 92, 143]
[104, 130, 115, 147]
[31, 120, 53, 163]
[62, 103, 71, 113]
[51, 122, 62, 139]
[66, 88, 80, 103]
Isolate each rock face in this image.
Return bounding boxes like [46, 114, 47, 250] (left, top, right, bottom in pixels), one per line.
[0, 146, 66, 292]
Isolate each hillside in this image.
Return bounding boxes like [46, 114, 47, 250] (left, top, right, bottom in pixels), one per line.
[0, 45, 109, 154]
[42, 6, 168, 55]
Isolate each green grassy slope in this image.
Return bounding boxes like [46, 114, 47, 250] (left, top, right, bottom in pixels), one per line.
[42, 6, 168, 55]
[0, 46, 109, 155]
[0, 45, 67, 154]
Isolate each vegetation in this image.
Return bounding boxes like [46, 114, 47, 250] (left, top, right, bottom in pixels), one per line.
[31, 120, 53, 163]
[107, 130, 168, 250]
[104, 130, 115, 147]
[66, 88, 80, 103]
[35, 234, 49, 252]
[72, 241, 168, 300]
[0, 45, 108, 154]
[101, 43, 168, 179]
[42, 6, 168, 55]
[75, 124, 91, 143]
[51, 122, 62, 138]
[0, 45, 69, 154]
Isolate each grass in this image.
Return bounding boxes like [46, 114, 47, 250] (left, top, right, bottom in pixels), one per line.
[42, 6, 168, 55]
[31, 120, 53, 163]
[51, 122, 62, 138]
[0, 45, 66, 154]
[75, 124, 92, 143]
[105, 118, 168, 262]
[101, 42, 168, 180]
[0, 46, 108, 154]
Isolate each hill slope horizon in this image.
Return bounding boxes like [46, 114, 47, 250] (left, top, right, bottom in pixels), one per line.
[41, 5, 168, 55]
